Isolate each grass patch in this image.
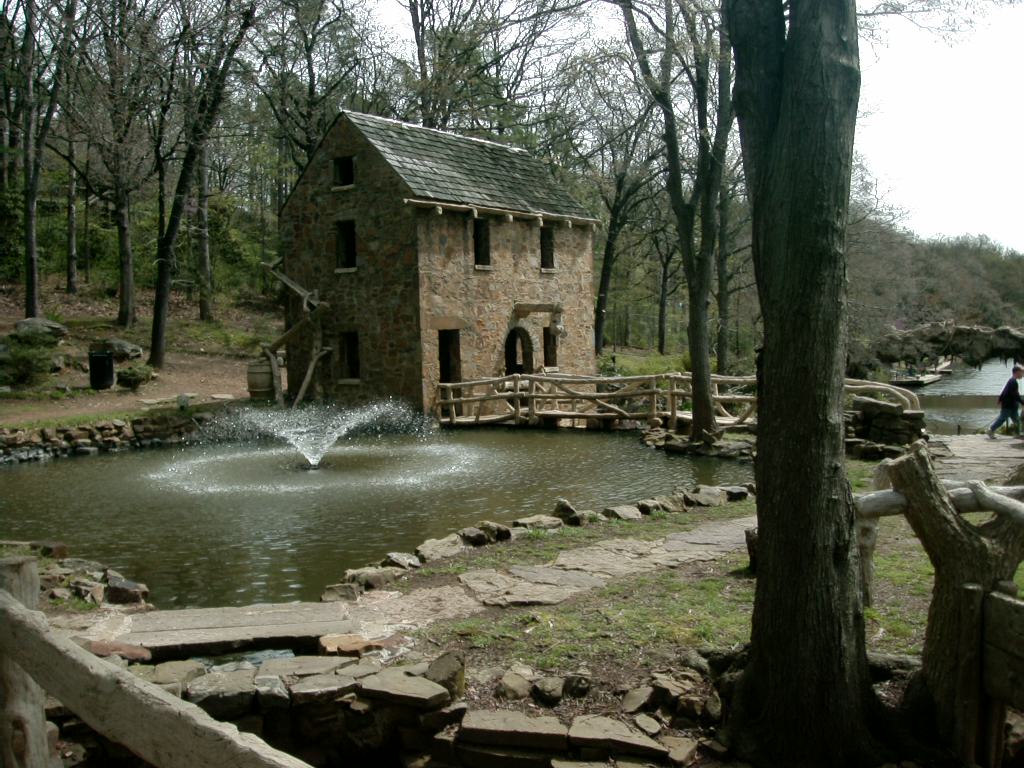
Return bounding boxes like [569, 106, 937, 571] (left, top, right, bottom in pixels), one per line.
[422, 553, 755, 670]
[600, 351, 687, 377]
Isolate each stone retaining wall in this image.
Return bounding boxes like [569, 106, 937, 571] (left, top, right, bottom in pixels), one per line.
[0, 407, 221, 466]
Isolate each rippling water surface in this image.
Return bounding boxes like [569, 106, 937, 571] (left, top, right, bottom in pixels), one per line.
[918, 360, 1017, 434]
[0, 427, 751, 607]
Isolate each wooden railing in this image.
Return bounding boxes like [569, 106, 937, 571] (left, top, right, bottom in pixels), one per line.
[0, 557, 312, 768]
[434, 372, 919, 429]
[954, 584, 1024, 767]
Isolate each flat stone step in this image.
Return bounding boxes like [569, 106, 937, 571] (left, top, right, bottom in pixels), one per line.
[459, 710, 569, 751]
[84, 602, 360, 660]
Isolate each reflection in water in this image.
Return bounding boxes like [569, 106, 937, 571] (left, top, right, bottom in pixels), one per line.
[0, 429, 751, 608]
[919, 360, 1016, 434]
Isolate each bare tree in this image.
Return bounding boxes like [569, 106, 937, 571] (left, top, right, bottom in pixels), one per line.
[619, 0, 733, 442]
[148, 0, 257, 367]
[18, 0, 78, 316]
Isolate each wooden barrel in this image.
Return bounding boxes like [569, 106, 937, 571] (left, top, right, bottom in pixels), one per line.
[247, 358, 275, 401]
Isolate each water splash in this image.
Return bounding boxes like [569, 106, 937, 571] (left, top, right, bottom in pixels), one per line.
[230, 401, 433, 468]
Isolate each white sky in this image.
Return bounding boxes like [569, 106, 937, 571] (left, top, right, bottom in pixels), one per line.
[374, 1, 1024, 252]
[857, 6, 1024, 253]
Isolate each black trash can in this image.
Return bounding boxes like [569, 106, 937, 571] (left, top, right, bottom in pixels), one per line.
[88, 351, 115, 390]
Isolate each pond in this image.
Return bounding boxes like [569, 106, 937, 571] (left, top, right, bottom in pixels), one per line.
[0, 425, 751, 608]
[918, 359, 1017, 434]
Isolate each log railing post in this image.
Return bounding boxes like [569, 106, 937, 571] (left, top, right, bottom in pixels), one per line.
[668, 376, 678, 433]
[857, 459, 891, 607]
[952, 583, 984, 766]
[0, 557, 57, 768]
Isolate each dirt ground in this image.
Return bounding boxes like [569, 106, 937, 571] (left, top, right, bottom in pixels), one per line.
[0, 279, 282, 427]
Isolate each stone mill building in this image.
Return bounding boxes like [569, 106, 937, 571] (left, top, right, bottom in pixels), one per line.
[279, 111, 598, 413]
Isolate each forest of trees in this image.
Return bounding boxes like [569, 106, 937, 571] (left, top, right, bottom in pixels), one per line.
[1, 0, 1021, 373]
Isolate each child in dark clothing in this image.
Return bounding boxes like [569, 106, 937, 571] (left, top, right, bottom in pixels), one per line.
[988, 364, 1024, 438]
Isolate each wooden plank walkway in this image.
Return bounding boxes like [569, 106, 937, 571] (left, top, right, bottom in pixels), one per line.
[929, 434, 1024, 481]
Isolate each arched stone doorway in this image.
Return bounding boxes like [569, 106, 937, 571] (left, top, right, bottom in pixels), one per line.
[504, 327, 534, 375]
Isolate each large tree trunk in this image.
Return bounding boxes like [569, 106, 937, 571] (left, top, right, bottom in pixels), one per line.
[715, 178, 731, 374]
[66, 140, 77, 294]
[887, 442, 1024, 743]
[114, 183, 135, 328]
[657, 255, 670, 355]
[197, 143, 213, 322]
[725, 1, 880, 764]
[594, 218, 622, 355]
[21, 2, 39, 319]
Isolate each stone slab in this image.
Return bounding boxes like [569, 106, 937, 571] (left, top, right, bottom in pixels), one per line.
[358, 669, 451, 709]
[456, 743, 553, 768]
[568, 715, 668, 759]
[507, 565, 606, 590]
[258, 655, 354, 679]
[459, 569, 579, 606]
[185, 669, 256, 720]
[83, 601, 361, 660]
[459, 710, 568, 751]
[289, 673, 359, 704]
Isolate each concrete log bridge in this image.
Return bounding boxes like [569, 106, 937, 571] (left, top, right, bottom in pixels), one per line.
[436, 372, 919, 430]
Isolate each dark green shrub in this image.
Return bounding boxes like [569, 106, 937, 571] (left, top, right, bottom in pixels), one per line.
[116, 364, 153, 391]
[0, 336, 54, 386]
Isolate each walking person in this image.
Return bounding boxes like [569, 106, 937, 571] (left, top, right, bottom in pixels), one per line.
[988, 364, 1024, 438]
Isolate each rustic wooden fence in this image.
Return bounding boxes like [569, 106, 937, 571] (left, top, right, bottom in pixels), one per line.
[435, 372, 920, 429]
[0, 557, 312, 768]
[954, 583, 1024, 768]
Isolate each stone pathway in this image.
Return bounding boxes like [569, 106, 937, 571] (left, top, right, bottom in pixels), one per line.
[929, 434, 1024, 481]
[76, 514, 755, 660]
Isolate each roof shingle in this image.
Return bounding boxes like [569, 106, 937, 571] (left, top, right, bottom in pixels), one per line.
[345, 112, 593, 221]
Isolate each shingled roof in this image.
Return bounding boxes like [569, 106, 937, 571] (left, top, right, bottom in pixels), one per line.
[344, 111, 594, 221]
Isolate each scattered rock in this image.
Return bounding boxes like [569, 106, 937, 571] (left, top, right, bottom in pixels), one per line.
[459, 710, 569, 751]
[552, 498, 578, 524]
[101, 338, 144, 361]
[104, 576, 149, 604]
[185, 669, 256, 719]
[681, 486, 727, 507]
[344, 566, 404, 590]
[660, 735, 699, 766]
[721, 485, 751, 501]
[458, 527, 489, 547]
[621, 686, 656, 714]
[321, 582, 361, 602]
[567, 715, 668, 759]
[496, 671, 532, 700]
[319, 633, 405, 657]
[563, 671, 591, 698]
[254, 674, 290, 711]
[477, 521, 512, 542]
[258, 656, 354, 679]
[512, 514, 564, 530]
[344, 659, 384, 679]
[77, 639, 151, 662]
[416, 533, 465, 562]
[601, 505, 643, 521]
[382, 551, 422, 570]
[531, 676, 564, 706]
[289, 673, 358, 704]
[358, 669, 451, 710]
[425, 651, 466, 698]
[15, 317, 67, 339]
[149, 660, 206, 686]
[421, 701, 469, 731]
[636, 499, 664, 515]
[634, 713, 661, 737]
